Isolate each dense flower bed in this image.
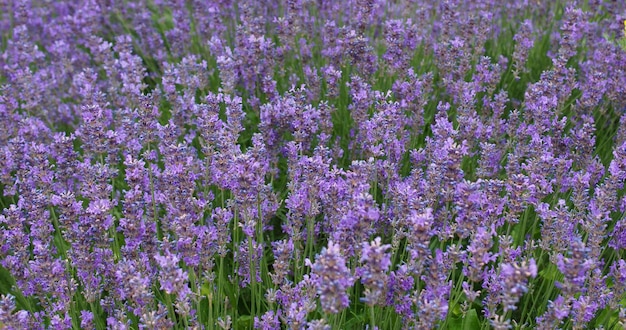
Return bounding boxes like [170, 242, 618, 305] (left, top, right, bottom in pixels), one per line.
[0, 0, 625, 329]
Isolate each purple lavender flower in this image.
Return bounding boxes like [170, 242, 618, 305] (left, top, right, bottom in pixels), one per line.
[80, 310, 94, 329]
[464, 226, 497, 282]
[512, 20, 534, 78]
[271, 239, 294, 286]
[386, 264, 415, 320]
[235, 238, 263, 288]
[307, 241, 354, 314]
[484, 259, 537, 317]
[154, 249, 192, 317]
[254, 310, 281, 330]
[357, 237, 392, 306]
[275, 276, 317, 328]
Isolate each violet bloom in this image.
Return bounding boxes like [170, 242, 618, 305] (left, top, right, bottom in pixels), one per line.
[154, 249, 192, 317]
[80, 310, 94, 329]
[275, 276, 316, 328]
[512, 19, 534, 78]
[357, 237, 392, 306]
[307, 241, 354, 314]
[270, 239, 294, 286]
[494, 259, 538, 313]
[386, 264, 415, 320]
[254, 310, 281, 330]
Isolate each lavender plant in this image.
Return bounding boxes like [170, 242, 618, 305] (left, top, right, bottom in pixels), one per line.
[0, 0, 625, 329]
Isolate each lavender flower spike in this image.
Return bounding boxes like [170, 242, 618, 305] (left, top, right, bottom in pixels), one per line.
[307, 241, 355, 314]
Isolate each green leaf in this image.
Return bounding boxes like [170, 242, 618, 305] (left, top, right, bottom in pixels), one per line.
[200, 282, 212, 298]
[539, 263, 560, 281]
[447, 317, 463, 330]
[462, 309, 481, 330]
[450, 301, 463, 317]
[0, 266, 14, 294]
[237, 315, 253, 328]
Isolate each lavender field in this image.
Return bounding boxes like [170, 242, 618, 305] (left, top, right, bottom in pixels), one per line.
[1, 0, 626, 329]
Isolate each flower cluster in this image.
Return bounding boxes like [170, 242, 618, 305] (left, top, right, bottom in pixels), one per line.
[0, 0, 625, 329]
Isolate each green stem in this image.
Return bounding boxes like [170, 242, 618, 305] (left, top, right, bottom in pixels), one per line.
[305, 215, 315, 263]
[232, 208, 240, 326]
[164, 292, 178, 326]
[294, 236, 303, 283]
[217, 255, 225, 326]
[208, 292, 215, 330]
[90, 301, 105, 330]
[256, 195, 268, 313]
[369, 305, 376, 330]
[248, 234, 257, 318]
